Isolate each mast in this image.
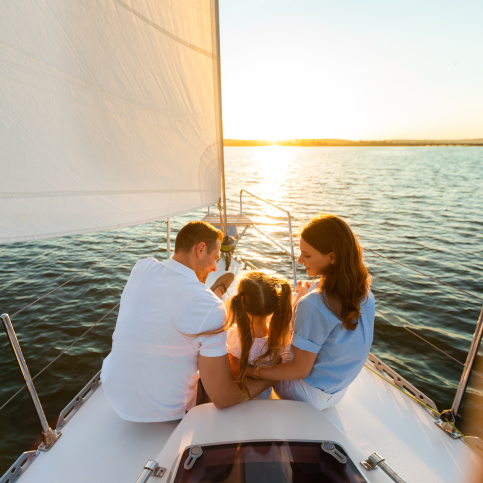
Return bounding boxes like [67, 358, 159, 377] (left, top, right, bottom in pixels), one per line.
[214, 0, 228, 237]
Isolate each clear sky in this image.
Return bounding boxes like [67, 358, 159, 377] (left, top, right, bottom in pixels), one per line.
[219, 0, 483, 140]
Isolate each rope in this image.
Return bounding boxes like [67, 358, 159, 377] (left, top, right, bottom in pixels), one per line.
[0, 303, 120, 413]
[11, 221, 166, 318]
[364, 363, 441, 416]
[365, 364, 482, 456]
[364, 248, 483, 303]
[445, 419, 482, 455]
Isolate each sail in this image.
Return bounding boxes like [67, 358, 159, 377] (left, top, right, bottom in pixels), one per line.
[0, 0, 223, 243]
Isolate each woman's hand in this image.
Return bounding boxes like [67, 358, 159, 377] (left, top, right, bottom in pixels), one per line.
[251, 347, 317, 381]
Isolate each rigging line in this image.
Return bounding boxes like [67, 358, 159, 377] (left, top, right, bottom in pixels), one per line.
[0, 303, 120, 413]
[376, 308, 483, 382]
[364, 247, 483, 303]
[375, 308, 464, 367]
[11, 221, 166, 318]
[364, 364, 441, 416]
[365, 363, 481, 456]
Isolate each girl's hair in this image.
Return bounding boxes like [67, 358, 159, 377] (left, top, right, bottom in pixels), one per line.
[194, 271, 292, 396]
[300, 214, 371, 331]
[228, 271, 292, 395]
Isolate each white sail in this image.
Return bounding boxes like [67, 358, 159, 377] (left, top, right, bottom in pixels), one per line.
[0, 0, 223, 243]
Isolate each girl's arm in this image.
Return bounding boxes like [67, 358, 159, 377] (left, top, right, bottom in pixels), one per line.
[245, 346, 317, 381]
[292, 281, 310, 306]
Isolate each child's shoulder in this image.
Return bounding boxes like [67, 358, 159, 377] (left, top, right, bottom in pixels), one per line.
[226, 325, 239, 347]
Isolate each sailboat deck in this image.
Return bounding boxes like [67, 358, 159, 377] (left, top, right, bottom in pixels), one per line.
[15, 259, 483, 483]
[17, 366, 482, 483]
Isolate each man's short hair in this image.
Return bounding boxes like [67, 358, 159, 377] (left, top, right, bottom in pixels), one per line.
[174, 221, 223, 254]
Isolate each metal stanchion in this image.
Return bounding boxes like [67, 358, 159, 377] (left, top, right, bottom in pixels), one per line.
[1, 313, 61, 451]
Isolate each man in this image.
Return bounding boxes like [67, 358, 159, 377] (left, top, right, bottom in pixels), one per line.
[101, 221, 273, 422]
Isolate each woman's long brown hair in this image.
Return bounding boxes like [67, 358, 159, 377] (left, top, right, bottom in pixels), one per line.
[300, 214, 371, 330]
[194, 271, 293, 396]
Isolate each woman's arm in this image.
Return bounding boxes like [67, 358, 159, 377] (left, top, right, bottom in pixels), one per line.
[246, 346, 317, 381]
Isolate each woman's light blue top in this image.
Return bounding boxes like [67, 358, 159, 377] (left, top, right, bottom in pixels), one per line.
[292, 284, 375, 394]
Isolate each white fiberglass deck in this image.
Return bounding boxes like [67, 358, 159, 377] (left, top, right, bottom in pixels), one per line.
[18, 369, 482, 483]
[16, 259, 483, 483]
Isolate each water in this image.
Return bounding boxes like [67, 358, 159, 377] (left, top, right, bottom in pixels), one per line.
[1, 146, 482, 473]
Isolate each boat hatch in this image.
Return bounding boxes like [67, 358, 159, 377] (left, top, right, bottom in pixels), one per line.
[171, 440, 368, 483]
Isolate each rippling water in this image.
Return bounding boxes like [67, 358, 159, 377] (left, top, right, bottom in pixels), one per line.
[1, 146, 482, 473]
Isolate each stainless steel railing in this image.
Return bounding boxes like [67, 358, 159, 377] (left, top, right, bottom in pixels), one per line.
[239, 189, 297, 287]
[1, 314, 61, 451]
[451, 306, 483, 417]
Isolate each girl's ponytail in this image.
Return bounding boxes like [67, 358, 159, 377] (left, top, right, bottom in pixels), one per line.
[255, 278, 293, 370]
[231, 292, 252, 397]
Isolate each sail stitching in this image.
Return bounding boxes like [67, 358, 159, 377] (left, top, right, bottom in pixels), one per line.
[1, 189, 209, 199]
[114, 0, 214, 58]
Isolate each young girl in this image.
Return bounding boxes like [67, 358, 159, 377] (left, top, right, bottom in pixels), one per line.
[245, 214, 375, 410]
[225, 271, 293, 399]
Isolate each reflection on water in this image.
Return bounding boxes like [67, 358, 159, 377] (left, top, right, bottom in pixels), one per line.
[0, 146, 482, 473]
[255, 146, 293, 200]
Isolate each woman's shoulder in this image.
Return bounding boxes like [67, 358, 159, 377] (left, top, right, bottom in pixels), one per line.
[295, 291, 338, 327]
[298, 290, 327, 311]
[362, 291, 375, 309]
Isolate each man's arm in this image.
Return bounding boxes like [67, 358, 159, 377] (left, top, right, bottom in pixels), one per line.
[228, 353, 241, 379]
[199, 354, 274, 409]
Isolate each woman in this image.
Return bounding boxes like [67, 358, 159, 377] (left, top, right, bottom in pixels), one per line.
[246, 213, 375, 410]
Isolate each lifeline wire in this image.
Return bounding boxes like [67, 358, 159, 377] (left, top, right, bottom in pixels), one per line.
[376, 308, 483, 381]
[364, 247, 483, 303]
[0, 303, 120, 413]
[11, 221, 166, 318]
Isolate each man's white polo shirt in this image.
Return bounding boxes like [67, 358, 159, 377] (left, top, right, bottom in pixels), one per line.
[101, 257, 227, 422]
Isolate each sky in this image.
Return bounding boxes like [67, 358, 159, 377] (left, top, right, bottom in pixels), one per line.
[219, 0, 483, 140]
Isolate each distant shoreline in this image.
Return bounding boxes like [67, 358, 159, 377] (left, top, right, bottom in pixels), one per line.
[224, 138, 483, 147]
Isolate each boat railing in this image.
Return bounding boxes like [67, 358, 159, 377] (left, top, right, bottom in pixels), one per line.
[238, 189, 297, 286]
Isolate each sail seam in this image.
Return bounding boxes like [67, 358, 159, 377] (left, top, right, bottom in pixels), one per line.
[114, 0, 214, 58]
[1, 189, 210, 199]
[0, 201, 216, 244]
